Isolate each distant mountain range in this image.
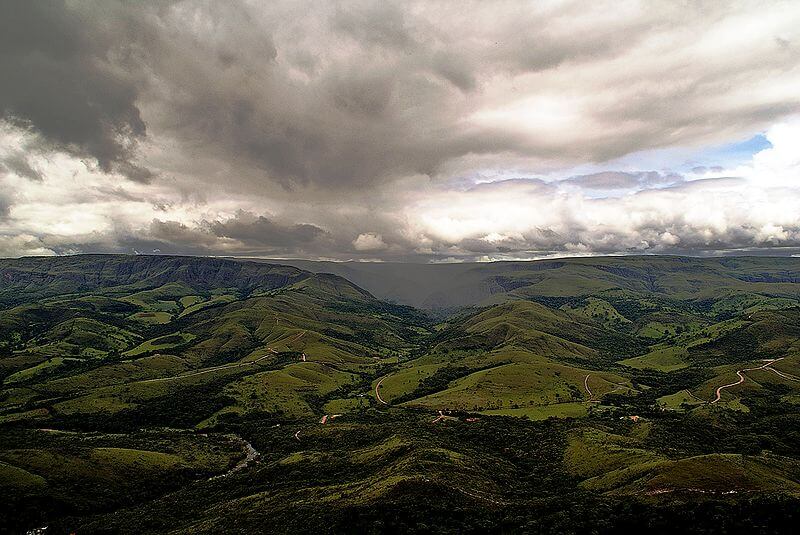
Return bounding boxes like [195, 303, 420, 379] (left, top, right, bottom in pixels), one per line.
[274, 256, 800, 309]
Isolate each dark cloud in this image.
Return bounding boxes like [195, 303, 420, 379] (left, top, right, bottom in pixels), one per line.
[0, 0, 152, 180]
[148, 220, 218, 248]
[136, 211, 328, 255]
[209, 211, 326, 247]
[332, 2, 414, 50]
[1, 152, 42, 181]
[430, 50, 477, 92]
[4, 1, 797, 193]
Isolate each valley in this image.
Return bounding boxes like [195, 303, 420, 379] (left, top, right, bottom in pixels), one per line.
[1, 254, 800, 533]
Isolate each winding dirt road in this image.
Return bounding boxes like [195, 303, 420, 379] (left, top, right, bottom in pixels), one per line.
[712, 358, 784, 403]
[584, 374, 595, 402]
[766, 366, 799, 382]
[375, 376, 389, 405]
[140, 352, 275, 384]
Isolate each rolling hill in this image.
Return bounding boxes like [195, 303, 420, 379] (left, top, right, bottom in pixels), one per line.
[1, 254, 800, 534]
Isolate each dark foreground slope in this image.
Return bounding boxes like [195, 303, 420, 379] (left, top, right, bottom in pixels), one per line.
[1, 254, 800, 534]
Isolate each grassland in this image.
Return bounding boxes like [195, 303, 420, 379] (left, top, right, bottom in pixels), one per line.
[2, 254, 800, 534]
[405, 359, 631, 412]
[564, 426, 800, 496]
[656, 389, 707, 410]
[4, 357, 82, 384]
[123, 332, 197, 357]
[620, 346, 689, 371]
[482, 401, 589, 420]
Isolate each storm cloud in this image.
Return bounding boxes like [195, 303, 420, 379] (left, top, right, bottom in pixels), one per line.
[1, 1, 800, 260]
[0, 0, 155, 180]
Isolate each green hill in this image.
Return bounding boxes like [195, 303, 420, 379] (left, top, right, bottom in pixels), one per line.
[2, 254, 800, 533]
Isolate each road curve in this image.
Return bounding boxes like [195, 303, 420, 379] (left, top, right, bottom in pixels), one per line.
[766, 365, 799, 382]
[375, 376, 389, 405]
[584, 374, 594, 402]
[712, 358, 784, 403]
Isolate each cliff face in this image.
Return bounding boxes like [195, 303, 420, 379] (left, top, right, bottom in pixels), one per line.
[0, 255, 312, 305]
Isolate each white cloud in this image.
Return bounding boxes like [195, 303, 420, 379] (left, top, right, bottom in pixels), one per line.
[402, 131, 800, 257]
[0, 234, 56, 257]
[747, 116, 800, 188]
[352, 233, 387, 251]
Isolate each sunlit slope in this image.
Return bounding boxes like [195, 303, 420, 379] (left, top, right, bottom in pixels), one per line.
[405, 357, 632, 413]
[0, 255, 430, 431]
[374, 300, 641, 415]
[447, 300, 641, 359]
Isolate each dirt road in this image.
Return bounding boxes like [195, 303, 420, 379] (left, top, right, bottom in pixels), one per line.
[712, 358, 784, 403]
[318, 414, 341, 424]
[766, 365, 799, 381]
[431, 410, 457, 424]
[284, 330, 307, 345]
[584, 374, 594, 402]
[375, 376, 389, 405]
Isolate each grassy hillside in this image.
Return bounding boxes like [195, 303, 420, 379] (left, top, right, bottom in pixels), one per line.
[1, 254, 800, 533]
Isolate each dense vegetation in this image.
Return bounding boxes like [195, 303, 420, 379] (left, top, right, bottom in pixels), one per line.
[1, 254, 799, 534]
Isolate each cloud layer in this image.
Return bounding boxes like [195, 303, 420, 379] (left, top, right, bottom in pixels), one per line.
[1, 1, 799, 260]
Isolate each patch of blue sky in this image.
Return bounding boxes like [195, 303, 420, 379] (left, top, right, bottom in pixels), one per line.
[450, 132, 772, 189]
[542, 133, 772, 181]
[685, 134, 772, 171]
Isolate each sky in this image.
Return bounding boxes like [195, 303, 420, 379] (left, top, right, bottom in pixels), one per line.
[1, 0, 800, 262]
